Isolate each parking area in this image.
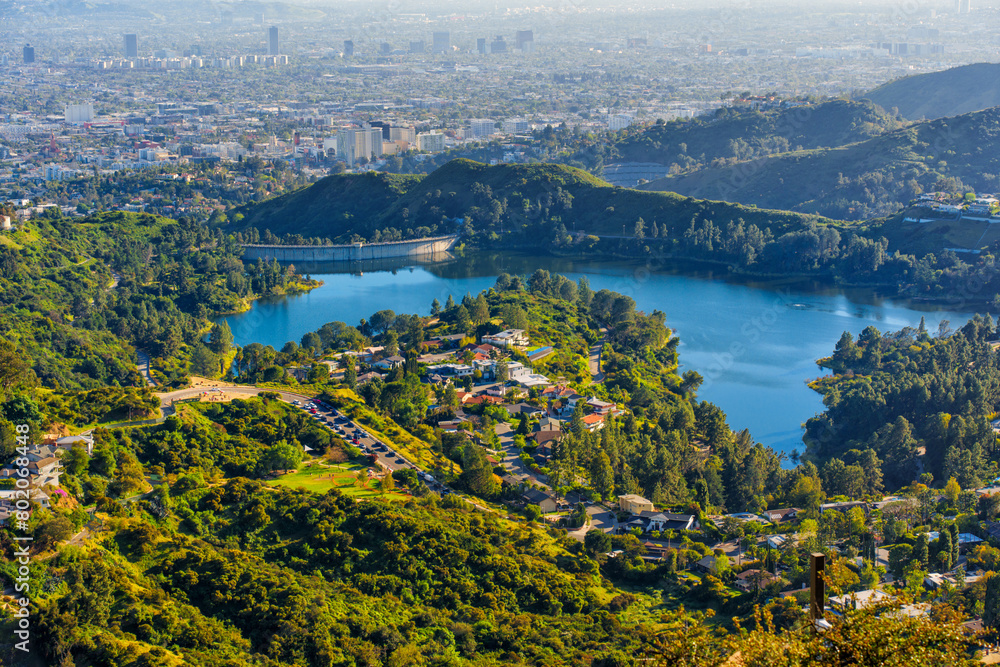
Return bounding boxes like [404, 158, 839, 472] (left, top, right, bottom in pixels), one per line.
[291, 398, 451, 495]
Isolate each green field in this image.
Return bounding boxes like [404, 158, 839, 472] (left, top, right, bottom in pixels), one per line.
[266, 460, 409, 501]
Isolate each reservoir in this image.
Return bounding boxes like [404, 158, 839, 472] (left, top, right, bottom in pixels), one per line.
[219, 251, 980, 459]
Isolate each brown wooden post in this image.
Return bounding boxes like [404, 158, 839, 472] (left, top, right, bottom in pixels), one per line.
[810, 552, 826, 629]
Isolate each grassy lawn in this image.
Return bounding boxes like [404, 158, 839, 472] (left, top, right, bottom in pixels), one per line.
[267, 460, 409, 501]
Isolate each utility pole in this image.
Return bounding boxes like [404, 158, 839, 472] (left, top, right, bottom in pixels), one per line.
[810, 552, 828, 633]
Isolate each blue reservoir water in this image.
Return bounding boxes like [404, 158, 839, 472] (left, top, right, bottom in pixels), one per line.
[219, 251, 979, 458]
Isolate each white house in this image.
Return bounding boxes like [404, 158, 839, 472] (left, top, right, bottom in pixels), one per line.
[516, 373, 550, 388]
[426, 363, 474, 377]
[482, 329, 529, 349]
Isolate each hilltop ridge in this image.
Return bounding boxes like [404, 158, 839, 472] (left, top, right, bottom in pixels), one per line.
[863, 62, 1000, 120]
[640, 105, 1000, 221]
[234, 158, 837, 243]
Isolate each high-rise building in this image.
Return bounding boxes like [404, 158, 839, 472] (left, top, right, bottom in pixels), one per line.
[409, 41, 425, 54]
[490, 36, 507, 54]
[343, 40, 354, 56]
[957, 0, 972, 12]
[432, 31, 450, 53]
[390, 126, 416, 144]
[503, 119, 530, 134]
[416, 131, 446, 152]
[124, 34, 138, 58]
[607, 113, 633, 131]
[336, 124, 383, 165]
[477, 38, 487, 54]
[267, 26, 279, 55]
[468, 119, 495, 139]
[23, 44, 35, 64]
[64, 103, 95, 123]
[515, 30, 534, 52]
[380, 42, 392, 55]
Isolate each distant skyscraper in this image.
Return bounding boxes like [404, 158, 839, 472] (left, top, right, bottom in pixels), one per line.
[515, 30, 534, 52]
[267, 26, 279, 55]
[409, 41, 425, 54]
[380, 42, 392, 55]
[490, 35, 507, 54]
[124, 34, 138, 58]
[343, 40, 354, 56]
[959, 0, 972, 12]
[23, 44, 34, 64]
[432, 31, 450, 53]
[477, 38, 486, 54]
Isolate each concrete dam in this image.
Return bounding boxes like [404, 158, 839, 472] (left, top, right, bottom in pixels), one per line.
[242, 235, 460, 262]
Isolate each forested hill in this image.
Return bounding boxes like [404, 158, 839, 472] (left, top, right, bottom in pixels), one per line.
[864, 62, 1000, 121]
[602, 99, 901, 166]
[639, 105, 1000, 221]
[807, 316, 1000, 493]
[234, 158, 836, 243]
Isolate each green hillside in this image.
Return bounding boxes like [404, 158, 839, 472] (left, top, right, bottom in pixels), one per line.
[235, 158, 836, 243]
[640, 106, 1000, 221]
[863, 62, 1000, 120]
[610, 99, 902, 165]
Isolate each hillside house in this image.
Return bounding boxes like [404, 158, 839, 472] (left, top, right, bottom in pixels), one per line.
[586, 398, 617, 414]
[482, 329, 529, 349]
[820, 501, 868, 515]
[762, 508, 801, 524]
[582, 413, 606, 431]
[426, 363, 474, 378]
[618, 494, 654, 514]
[523, 487, 558, 513]
[735, 569, 781, 592]
[374, 355, 405, 370]
[515, 373, 551, 388]
[509, 402, 544, 416]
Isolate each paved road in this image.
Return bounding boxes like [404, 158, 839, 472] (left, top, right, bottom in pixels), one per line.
[136, 349, 158, 388]
[588, 343, 604, 383]
[588, 328, 607, 383]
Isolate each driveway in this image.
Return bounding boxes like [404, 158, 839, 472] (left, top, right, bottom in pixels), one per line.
[588, 503, 617, 533]
[567, 503, 618, 542]
[498, 422, 549, 489]
[588, 343, 604, 383]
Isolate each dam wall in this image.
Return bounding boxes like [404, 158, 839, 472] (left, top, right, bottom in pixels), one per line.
[241, 235, 459, 262]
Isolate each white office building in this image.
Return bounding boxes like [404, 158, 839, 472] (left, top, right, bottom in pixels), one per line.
[64, 103, 95, 123]
[503, 118, 530, 134]
[416, 131, 446, 152]
[607, 113, 633, 131]
[336, 124, 384, 164]
[467, 118, 496, 139]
